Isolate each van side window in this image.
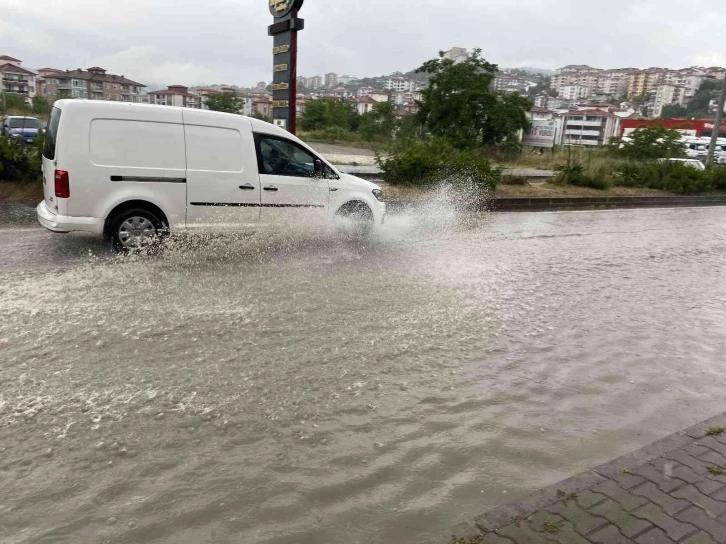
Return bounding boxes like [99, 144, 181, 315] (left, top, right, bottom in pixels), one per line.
[253, 134, 317, 178]
[44, 107, 62, 160]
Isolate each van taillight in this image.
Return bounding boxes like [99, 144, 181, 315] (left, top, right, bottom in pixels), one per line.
[54, 170, 70, 198]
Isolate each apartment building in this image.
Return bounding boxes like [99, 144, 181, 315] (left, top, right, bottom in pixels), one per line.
[324, 73, 339, 87]
[652, 84, 687, 118]
[357, 87, 389, 102]
[443, 47, 469, 64]
[560, 109, 621, 147]
[384, 77, 415, 92]
[40, 66, 145, 103]
[392, 90, 422, 105]
[253, 97, 272, 118]
[560, 85, 591, 101]
[147, 85, 207, 108]
[493, 72, 534, 94]
[0, 55, 37, 101]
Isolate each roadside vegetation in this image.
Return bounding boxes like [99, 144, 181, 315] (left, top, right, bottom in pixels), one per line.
[0, 132, 44, 203]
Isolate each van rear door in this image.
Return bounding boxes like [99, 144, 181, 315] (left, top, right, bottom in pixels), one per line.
[42, 107, 62, 214]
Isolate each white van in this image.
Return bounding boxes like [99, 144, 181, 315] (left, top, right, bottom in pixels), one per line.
[37, 100, 385, 250]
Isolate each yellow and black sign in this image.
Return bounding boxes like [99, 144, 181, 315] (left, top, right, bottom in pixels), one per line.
[273, 64, 288, 72]
[272, 100, 289, 108]
[273, 45, 290, 55]
[272, 82, 289, 91]
[269, 0, 303, 17]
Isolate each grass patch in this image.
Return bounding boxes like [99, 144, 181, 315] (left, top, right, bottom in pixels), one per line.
[707, 466, 726, 476]
[707, 427, 724, 436]
[543, 522, 561, 534]
[0, 180, 44, 203]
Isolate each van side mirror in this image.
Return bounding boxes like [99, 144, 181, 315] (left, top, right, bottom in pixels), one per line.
[313, 159, 323, 177]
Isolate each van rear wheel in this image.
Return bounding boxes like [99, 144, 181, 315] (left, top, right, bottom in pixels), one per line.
[110, 208, 166, 253]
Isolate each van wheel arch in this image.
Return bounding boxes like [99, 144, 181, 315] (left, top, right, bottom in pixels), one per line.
[104, 200, 169, 238]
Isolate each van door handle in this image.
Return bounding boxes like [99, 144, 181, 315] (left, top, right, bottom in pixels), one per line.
[264, 186, 278, 192]
[239, 184, 255, 190]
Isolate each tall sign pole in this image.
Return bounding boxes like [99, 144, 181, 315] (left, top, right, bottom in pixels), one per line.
[268, 0, 305, 134]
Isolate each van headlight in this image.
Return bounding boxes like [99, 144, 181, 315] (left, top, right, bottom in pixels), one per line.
[372, 189, 384, 202]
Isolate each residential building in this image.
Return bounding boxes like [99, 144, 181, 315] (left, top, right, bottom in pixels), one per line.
[36, 67, 64, 99]
[356, 87, 389, 102]
[253, 97, 272, 118]
[256, 81, 267, 91]
[384, 77, 414, 92]
[306, 76, 323, 90]
[147, 85, 206, 108]
[652, 84, 687, 117]
[0, 55, 37, 101]
[560, 109, 621, 147]
[324, 72, 339, 87]
[392, 91, 422, 105]
[560, 85, 591, 101]
[493, 72, 534, 94]
[352, 96, 378, 115]
[443, 47, 469, 64]
[40, 66, 145, 103]
[337, 75, 357, 85]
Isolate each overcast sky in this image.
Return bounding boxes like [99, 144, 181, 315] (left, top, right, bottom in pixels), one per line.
[2, 0, 725, 90]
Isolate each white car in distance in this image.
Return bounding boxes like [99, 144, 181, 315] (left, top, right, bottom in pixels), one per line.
[37, 100, 385, 251]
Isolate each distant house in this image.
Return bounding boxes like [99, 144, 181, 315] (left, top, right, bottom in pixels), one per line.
[0, 55, 37, 102]
[148, 85, 206, 109]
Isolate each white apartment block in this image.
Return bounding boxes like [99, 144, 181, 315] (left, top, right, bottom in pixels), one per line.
[148, 85, 207, 109]
[652, 84, 687, 118]
[384, 77, 415, 92]
[0, 55, 37, 101]
[324, 73, 339, 87]
[560, 85, 591, 101]
[443, 47, 469, 64]
[493, 72, 535, 94]
[306, 76, 323, 90]
[560, 109, 621, 147]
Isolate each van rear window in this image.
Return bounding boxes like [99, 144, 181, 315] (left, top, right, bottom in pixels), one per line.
[43, 107, 62, 160]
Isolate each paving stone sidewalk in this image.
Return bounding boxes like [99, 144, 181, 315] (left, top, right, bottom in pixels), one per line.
[447, 413, 726, 544]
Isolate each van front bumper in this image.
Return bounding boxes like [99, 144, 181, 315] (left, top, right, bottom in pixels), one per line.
[37, 201, 104, 234]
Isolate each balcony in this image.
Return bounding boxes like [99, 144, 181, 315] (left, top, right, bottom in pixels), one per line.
[56, 82, 71, 90]
[565, 129, 601, 137]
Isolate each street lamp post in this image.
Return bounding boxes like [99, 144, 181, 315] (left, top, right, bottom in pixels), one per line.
[706, 79, 726, 168]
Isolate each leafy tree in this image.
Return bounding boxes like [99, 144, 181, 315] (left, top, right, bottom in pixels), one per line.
[687, 79, 722, 118]
[358, 101, 396, 141]
[299, 98, 359, 131]
[32, 96, 50, 116]
[205, 92, 244, 114]
[527, 76, 552, 99]
[1, 92, 28, 114]
[619, 125, 687, 159]
[415, 48, 531, 149]
[396, 112, 424, 140]
[660, 104, 688, 119]
[251, 111, 271, 122]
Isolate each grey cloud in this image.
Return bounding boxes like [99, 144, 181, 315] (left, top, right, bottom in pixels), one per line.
[1, 0, 724, 88]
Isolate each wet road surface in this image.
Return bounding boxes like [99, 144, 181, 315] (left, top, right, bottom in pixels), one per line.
[2, 204, 726, 543]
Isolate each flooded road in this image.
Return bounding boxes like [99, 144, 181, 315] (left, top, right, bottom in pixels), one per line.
[2, 206, 726, 544]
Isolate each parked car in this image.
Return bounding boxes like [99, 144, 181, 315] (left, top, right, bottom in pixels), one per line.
[37, 100, 386, 251]
[1, 116, 44, 143]
[656, 158, 706, 171]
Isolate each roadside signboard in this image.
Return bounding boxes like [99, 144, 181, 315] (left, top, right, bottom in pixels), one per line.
[522, 120, 556, 148]
[268, 0, 304, 134]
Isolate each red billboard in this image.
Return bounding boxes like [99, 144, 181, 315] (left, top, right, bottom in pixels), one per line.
[619, 119, 726, 139]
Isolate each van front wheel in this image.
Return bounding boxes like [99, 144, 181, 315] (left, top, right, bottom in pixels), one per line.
[110, 209, 166, 253]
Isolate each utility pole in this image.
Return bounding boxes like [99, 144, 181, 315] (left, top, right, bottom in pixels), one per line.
[706, 79, 726, 168]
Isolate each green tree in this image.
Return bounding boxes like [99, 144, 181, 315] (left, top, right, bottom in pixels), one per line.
[416, 48, 531, 149]
[619, 124, 687, 160]
[687, 79, 722, 118]
[660, 104, 688, 119]
[1, 92, 28, 114]
[299, 98, 359, 131]
[32, 96, 50, 116]
[358, 101, 397, 141]
[205, 92, 244, 114]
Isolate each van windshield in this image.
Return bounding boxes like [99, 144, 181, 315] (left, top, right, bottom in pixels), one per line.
[43, 107, 62, 160]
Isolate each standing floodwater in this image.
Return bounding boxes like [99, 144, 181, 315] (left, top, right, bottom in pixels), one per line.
[2, 207, 726, 543]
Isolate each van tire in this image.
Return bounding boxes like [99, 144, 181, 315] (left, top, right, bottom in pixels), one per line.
[109, 208, 167, 253]
[336, 201, 374, 237]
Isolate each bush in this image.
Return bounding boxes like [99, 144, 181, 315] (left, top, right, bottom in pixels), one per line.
[299, 127, 362, 143]
[0, 133, 43, 184]
[613, 160, 722, 194]
[553, 161, 611, 190]
[376, 136, 501, 190]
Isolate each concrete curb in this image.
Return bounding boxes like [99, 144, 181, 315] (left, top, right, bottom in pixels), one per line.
[445, 412, 726, 542]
